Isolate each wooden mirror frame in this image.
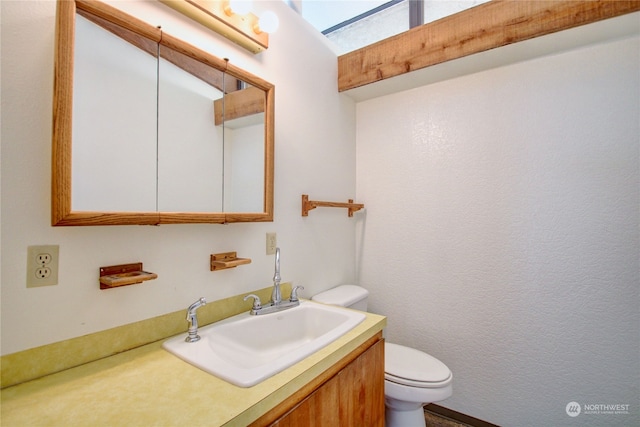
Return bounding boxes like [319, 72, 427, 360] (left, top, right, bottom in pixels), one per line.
[52, 0, 274, 226]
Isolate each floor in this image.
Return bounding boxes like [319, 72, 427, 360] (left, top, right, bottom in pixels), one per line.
[424, 409, 472, 427]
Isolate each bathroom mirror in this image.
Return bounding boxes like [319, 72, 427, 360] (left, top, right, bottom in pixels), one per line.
[52, 0, 274, 225]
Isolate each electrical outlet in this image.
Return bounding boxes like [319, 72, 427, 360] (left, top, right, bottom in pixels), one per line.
[37, 253, 52, 264]
[35, 267, 52, 279]
[266, 232, 277, 255]
[27, 245, 59, 287]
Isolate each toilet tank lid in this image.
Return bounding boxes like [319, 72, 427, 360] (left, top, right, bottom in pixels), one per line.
[312, 284, 369, 307]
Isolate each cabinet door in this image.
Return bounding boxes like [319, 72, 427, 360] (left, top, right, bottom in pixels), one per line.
[270, 375, 340, 426]
[270, 338, 385, 426]
[336, 338, 385, 426]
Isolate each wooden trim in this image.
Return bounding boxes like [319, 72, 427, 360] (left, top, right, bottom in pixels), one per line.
[213, 86, 265, 125]
[338, 0, 640, 91]
[223, 212, 272, 223]
[262, 85, 275, 220]
[159, 31, 229, 72]
[51, 0, 75, 226]
[225, 61, 274, 92]
[158, 212, 226, 224]
[76, 0, 162, 42]
[53, 212, 160, 226]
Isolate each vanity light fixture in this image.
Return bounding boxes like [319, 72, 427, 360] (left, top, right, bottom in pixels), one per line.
[158, 0, 277, 54]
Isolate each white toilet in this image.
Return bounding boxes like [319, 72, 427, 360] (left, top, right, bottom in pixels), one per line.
[312, 285, 453, 427]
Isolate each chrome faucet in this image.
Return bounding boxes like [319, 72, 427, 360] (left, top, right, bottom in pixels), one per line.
[271, 247, 282, 305]
[244, 248, 305, 315]
[185, 297, 206, 343]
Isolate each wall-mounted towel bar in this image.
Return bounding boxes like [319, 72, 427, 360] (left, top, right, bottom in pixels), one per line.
[302, 194, 364, 217]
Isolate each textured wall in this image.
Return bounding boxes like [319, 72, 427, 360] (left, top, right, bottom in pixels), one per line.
[356, 35, 639, 426]
[1, 0, 357, 355]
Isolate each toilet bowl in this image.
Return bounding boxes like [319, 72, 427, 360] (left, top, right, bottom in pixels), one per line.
[385, 342, 453, 426]
[312, 285, 452, 427]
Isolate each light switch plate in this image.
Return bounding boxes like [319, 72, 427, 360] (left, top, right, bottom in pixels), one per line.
[266, 233, 277, 255]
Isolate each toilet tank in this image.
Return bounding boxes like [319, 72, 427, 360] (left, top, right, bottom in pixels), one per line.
[312, 284, 369, 311]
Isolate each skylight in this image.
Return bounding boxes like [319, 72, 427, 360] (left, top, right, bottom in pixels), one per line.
[298, 0, 491, 54]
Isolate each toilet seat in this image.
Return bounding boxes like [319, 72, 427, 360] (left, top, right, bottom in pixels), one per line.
[385, 343, 452, 389]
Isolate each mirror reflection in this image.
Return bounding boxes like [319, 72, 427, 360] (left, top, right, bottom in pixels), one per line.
[157, 44, 225, 213]
[220, 83, 266, 213]
[72, 12, 158, 212]
[52, 0, 274, 225]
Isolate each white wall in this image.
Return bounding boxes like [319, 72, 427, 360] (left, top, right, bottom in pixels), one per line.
[356, 34, 639, 426]
[0, 0, 357, 355]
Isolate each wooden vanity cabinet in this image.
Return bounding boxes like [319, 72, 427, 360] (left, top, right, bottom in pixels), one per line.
[252, 333, 385, 426]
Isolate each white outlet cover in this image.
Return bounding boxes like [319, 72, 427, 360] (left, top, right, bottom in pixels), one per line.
[27, 245, 59, 287]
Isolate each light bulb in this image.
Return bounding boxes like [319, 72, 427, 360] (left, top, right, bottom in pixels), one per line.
[257, 10, 279, 34]
[228, 0, 252, 16]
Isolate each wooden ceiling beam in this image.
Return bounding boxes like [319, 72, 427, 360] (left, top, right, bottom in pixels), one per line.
[338, 0, 640, 92]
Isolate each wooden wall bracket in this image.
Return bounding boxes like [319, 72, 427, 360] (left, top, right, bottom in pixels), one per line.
[99, 263, 157, 289]
[210, 251, 252, 271]
[302, 194, 365, 217]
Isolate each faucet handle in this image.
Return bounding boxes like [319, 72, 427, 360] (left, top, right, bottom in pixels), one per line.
[290, 286, 305, 302]
[244, 294, 262, 311]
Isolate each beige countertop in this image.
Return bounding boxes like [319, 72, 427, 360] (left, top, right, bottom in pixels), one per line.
[1, 311, 386, 426]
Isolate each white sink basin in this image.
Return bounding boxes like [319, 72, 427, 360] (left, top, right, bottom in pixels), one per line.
[163, 300, 365, 387]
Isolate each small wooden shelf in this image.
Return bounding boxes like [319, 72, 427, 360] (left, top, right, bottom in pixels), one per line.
[210, 252, 252, 271]
[99, 263, 157, 289]
[302, 194, 364, 217]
